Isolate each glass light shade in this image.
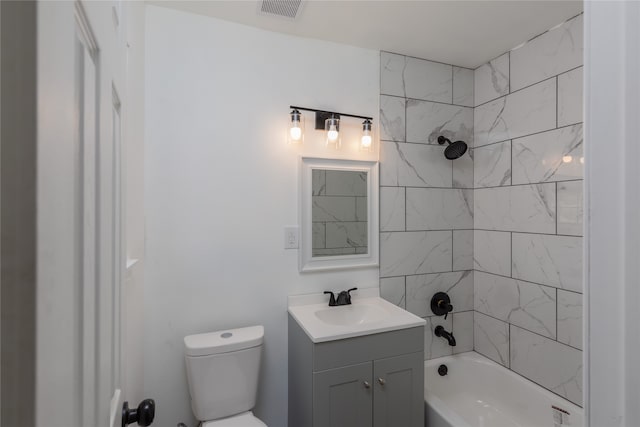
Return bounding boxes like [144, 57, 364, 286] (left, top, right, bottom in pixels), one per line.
[325, 117, 341, 149]
[288, 109, 304, 144]
[562, 155, 573, 163]
[360, 119, 373, 151]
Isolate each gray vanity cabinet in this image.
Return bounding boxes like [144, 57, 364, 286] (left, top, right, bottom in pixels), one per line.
[289, 314, 425, 427]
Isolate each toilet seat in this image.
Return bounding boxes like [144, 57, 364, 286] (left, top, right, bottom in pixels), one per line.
[201, 411, 267, 427]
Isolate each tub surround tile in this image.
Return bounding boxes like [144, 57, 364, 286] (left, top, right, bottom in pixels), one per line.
[511, 233, 583, 292]
[452, 150, 474, 188]
[452, 230, 473, 271]
[473, 141, 511, 188]
[380, 187, 405, 232]
[512, 124, 583, 185]
[380, 95, 405, 142]
[312, 170, 326, 195]
[474, 78, 556, 147]
[557, 181, 583, 236]
[474, 53, 509, 106]
[425, 316, 454, 359]
[325, 222, 367, 248]
[325, 171, 367, 196]
[380, 231, 452, 277]
[380, 52, 408, 98]
[406, 188, 473, 231]
[557, 290, 583, 350]
[453, 67, 474, 107]
[404, 57, 453, 103]
[380, 277, 406, 309]
[474, 184, 556, 234]
[558, 67, 583, 127]
[475, 271, 556, 339]
[474, 311, 510, 367]
[406, 99, 473, 145]
[380, 141, 452, 187]
[312, 223, 325, 249]
[510, 14, 583, 92]
[312, 196, 357, 222]
[510, 325, 583, 406]
[452, 311, 474, 353]
[473, 230, 511, 276]
[355, 197, 367, 222]
[406, 270, 474, 317]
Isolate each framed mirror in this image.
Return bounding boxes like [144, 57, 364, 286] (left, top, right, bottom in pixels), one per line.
[299, 157, 379, 272]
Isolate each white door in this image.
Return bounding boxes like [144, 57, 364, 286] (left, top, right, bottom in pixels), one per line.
[36, 1, 144, 426]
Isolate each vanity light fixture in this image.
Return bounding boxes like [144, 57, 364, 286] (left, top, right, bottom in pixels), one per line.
[562, 155, 573, 163]
[288, 105, 373, 150]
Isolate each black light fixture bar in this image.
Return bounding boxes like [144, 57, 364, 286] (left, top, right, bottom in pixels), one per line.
[289, 105, 372, 121]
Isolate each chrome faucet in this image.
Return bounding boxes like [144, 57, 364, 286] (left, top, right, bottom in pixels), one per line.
[434, 325, 456, 346]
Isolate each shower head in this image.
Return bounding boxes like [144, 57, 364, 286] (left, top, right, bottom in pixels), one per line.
[437, 136, 468, 160]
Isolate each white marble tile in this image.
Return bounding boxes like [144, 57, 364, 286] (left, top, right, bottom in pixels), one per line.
[380, 276, 406, 309]
[452, 311, 474, 353]
[313, 247, 356, 256]
[380, 231, 452, 277]
[312, 170, 326, 195]
[557, 181, 583, 236]
[406, 270, 474, 317]
[452, 230, 473, 271]
[312, 223, 325, 249]
[380, 187, 405, 232]
[474, 184, 556, 233]
[425, 316, 453, 360]
[558, 67, 583, 127]
[380, 51, 408, 97]
[355, 197, 367, 222]
[406, 188, 473, 230]
[325, 222, 367, 248]
[312, 196, 357, 221]
[380, 141, 452, 187]
[474, 53, 509, 106]
[557, 290, 583, 350]
[325, 170, 367, 196]
[473, 141, 511, 187]
[474, 311, 510, 367]
[452, 149, 474, 188]
[474, 78, 556, 147]
[380, 95, 405, 142]
[473, 230, 511, 276]
[404, 57, 452, 103]
[453, 67, 474, 107]
[475, 271, 557, 338]
[510, 325, 583, 405]
[512, 233, 583, 292]
[512, 124, 583, 184]
[510, 14, 583, 91]
[406, 99, 473, 145]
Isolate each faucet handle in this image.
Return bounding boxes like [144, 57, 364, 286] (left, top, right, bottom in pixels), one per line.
[431, 292, 453, 319]
[324, 291, 337, 306]
[346, 287, 357, 304]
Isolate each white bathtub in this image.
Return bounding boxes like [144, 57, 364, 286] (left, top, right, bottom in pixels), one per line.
[424, 352, 583, 427]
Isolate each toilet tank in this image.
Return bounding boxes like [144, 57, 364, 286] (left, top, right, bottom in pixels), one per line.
[184, 325, 264, 422]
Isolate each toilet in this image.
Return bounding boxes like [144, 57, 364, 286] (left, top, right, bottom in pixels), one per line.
[184, 325, 267, 427]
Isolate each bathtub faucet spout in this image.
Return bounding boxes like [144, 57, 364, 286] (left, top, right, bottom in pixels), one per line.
[434, 325, 456, 346]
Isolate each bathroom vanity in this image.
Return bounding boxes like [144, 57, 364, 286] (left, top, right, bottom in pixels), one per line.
[288, 289, 425, 427]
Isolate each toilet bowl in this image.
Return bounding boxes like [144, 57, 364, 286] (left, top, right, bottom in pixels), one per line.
[184, 325, 267, 426]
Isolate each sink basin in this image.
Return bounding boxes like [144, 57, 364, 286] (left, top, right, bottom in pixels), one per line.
[314, 304, 390, 326]
[288, 288, 426, 343]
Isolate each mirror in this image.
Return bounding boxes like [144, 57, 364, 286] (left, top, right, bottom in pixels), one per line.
[300, 157, 379, 272]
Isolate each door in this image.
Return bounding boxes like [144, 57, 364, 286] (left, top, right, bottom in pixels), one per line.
[373, 352, 424, 427]
[36, 1, 145, 426]
[313, 362, 373, 427]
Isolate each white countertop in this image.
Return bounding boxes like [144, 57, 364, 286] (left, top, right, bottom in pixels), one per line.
[288, 287, 426, 343]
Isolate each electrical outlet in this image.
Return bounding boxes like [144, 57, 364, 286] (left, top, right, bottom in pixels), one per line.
[284, 226, 299, 249]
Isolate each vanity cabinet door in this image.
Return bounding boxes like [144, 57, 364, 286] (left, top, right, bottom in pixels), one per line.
[312, 362, 373, 427]
[372, 352, 424, 427]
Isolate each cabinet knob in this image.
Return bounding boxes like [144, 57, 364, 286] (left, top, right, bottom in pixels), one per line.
[377, 378, 386, 386]
[363, 380, 371, 389]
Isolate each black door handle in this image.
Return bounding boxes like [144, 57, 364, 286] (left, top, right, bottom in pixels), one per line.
[122, 399, 155, 427]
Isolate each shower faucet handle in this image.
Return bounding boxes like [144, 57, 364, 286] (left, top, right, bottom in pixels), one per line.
[431, 292, 453, 319]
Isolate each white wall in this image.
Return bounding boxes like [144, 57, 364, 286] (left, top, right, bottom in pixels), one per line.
[144, 6, 379, 426]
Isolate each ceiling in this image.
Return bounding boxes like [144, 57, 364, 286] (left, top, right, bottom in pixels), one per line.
[149, 0, 583, 69]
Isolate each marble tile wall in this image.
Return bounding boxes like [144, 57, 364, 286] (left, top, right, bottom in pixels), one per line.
[379, 51, 475, 360]
[472, 14, 584, 406]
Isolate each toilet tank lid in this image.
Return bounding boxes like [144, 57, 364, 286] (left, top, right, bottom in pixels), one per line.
[184, 325, 264, 357]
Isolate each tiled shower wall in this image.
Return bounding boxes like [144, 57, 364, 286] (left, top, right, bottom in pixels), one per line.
[378, 52, 476, 360]
[379, 13, 583, 407]
[473, 14, 584, 406]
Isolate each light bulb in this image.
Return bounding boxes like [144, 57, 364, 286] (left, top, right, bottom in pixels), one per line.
[361, 135, 372, 148]
[580, 157, 584, 164]
[289, 126, 302, 141]
[327, 128, 339, 141]
[562, 155, 573, 163]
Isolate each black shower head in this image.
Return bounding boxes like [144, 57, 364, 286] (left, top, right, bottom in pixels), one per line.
[437, 136, 468, 160]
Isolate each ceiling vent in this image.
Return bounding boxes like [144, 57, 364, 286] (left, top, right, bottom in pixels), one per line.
[258, 0, 304, 20]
